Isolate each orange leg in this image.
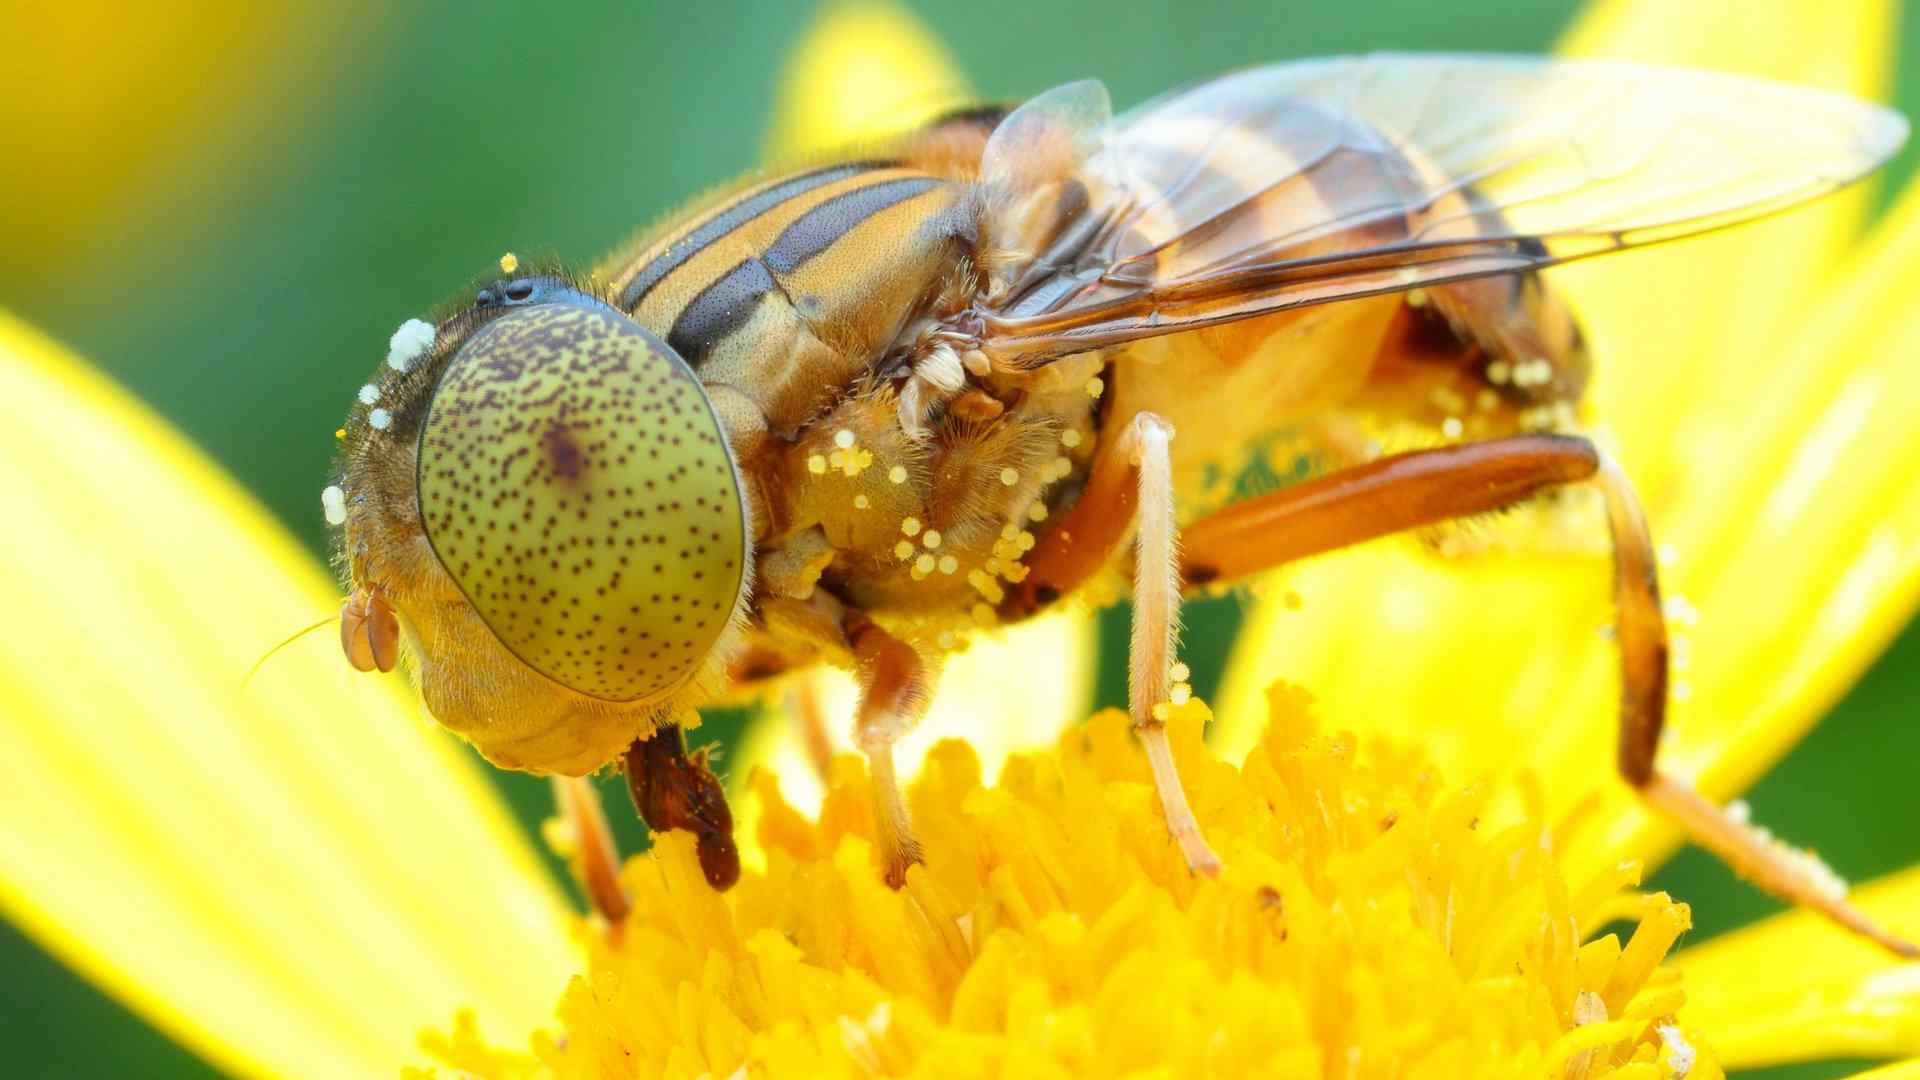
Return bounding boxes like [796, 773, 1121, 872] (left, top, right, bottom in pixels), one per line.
[1176, 434, 1913, 957]
[1011, 411, 1222, 876]
[786, 675, 836, 783]
[846, 615, 931, 887]
[550, 775, 630, 923]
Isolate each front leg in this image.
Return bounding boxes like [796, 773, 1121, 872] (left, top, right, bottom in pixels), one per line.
[846, 614, 932, 887]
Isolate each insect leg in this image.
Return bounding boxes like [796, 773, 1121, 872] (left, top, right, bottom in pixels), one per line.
[1590, 458, 1917, 958]
[550, 774, 630, 922]
[1126, 412, 1225, 876]
[846, 615, 931, 888]
[785, 675, 836, 783]
[1013, 411, 1223, 876]
[1175, 434, 1916, 957]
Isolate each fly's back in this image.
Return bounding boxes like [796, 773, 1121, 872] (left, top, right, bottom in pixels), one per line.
[603, 162, 971, 434]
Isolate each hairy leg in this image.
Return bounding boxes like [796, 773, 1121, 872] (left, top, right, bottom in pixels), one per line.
[1174, 434, 1912, 956]
[1012, 410, 1222, 875]
[846, 615, 931, 887]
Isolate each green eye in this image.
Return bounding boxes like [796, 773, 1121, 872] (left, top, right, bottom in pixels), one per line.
[417, 302, 747, 702]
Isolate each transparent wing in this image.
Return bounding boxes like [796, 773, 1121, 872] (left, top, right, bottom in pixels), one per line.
[975, 53, 1907, 361]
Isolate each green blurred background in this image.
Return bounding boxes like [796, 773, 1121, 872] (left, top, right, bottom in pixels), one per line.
[4, 1, 1918, 1076]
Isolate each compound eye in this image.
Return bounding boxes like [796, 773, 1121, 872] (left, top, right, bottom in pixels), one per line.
[473, 277, 553, 309]
[417, 302, 748, 702]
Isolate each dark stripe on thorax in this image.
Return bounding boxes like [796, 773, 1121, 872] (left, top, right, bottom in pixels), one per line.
[665, 258, 775, 364]
[618, 161, 892, 311]
[762, 176, 945, 274]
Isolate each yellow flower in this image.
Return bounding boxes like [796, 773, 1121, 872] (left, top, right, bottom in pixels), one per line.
[4, 1, 1920, 1079]
[429, 696, 1716, 1078]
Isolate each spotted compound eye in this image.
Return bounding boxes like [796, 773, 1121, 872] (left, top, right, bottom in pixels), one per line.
[417, 302, 747, 702]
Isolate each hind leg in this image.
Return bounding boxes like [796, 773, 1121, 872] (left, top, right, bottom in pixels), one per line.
[1173, 434, 1914, 956]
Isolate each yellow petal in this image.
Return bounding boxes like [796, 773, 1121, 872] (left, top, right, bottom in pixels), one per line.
[1847, 1062, 1920, 1080]
[0, 314, 574, 1077]
[1218, 0, 1907, 885]
[762, 0, 972, 161]
[1675, 864, 1920, 1066]
[731, 611, 1096, 856]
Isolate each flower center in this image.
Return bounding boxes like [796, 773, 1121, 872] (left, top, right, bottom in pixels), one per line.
[425, 685, 1709, 1078]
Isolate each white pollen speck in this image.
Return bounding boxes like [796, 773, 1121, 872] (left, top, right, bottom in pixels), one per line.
[1441, 417, 1464, 439]
[321, 484, 347, 526]
[1657, 1024, 1695, 1078]
[834, 428, 857, 449]
[999, 467, 1019, 486]
[369, 407, 393, 431]
[888, 465, 909, 484]
[357, 384, 380, 405]
[387, 318, 436, 372]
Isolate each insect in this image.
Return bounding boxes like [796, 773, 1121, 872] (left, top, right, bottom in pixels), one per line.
[325, 54, 1913, 954]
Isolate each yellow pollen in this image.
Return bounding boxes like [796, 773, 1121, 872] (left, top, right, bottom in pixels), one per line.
[1169, 661, 1190, 682]
[937, 555, 958, 575]
[333, 427, 346, 440]
[807, 454, 827, 475]
[901, 516, 922, 537]
[888, 465, 909, 484]
[1169, 682, 1193, 706]
[834, 428, 856, 449]
[1001, 523, 1020, 541]
[894, 540, 914, 560]
[1016, 530, 1036, 552]
[1027, 503, 1048, 522]
[853, 494, 870, 509]
[1061, 428, 1082, 449]
[967, 569, 1005, 605]
[922, 530, 942, 550]
[914, 554, 936, 575]
[1051, 455, 1072, 478]
[970, 601, 995, 625]
[1085, 376, 1105, 398]
[498, 251, 519, 274]
[999, 467, 1019, 486]
[442, 689, 1714, 1077]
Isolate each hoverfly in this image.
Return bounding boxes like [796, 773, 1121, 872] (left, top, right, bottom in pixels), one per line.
[325, 54, 1913, 954]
